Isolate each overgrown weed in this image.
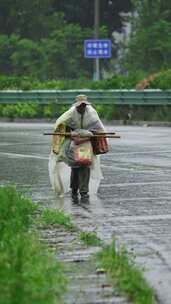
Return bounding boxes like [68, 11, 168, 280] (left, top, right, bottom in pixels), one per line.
[79, 231, 102, 246]
[40, 208, 77, 231]
[97, 241, 156, 304]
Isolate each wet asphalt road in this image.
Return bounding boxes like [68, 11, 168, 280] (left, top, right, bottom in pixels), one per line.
[0, 122, 171, 304]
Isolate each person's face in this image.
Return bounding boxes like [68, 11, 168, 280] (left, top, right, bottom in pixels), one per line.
[76, 103, 86, 114]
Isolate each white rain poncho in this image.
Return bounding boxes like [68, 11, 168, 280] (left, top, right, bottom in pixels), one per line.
[48, 104, 105, 196]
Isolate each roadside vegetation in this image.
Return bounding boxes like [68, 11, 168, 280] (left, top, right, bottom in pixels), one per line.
[1, 0, 171, 124]
[79, 231, 102, 246]
[1, 1, 171, 79]
[0, 102, 170, 123]
[97, 242, 156, 304]
[0, 186, 67, 304]
[40, 209, 102, 246]
[0, 71, 171, 122]
[0, 186, 156, 304]
[40, 208, 76, 231]
[2, 70, 171, 91]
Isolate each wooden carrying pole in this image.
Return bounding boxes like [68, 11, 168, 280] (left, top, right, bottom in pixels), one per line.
[43, 132, 120, 138]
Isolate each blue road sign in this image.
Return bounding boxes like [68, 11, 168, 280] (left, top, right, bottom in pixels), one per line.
[84, 39, 111, 58]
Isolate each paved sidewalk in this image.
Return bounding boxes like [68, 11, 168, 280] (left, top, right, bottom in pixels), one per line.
[39, 223, 130, 304]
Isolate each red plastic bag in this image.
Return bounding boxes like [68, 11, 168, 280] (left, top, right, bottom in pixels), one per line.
[74, 141, 93, 166]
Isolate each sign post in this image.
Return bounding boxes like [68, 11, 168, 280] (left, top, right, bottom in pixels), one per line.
[84, 39, 112, 80]
[94, 0, 100, 80]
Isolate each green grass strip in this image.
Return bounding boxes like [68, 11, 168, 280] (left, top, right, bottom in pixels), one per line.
[40, 209, 77, 231]
[97, 241, 156, 304]
[0, 186, 67, 304]
[79, 231, 102, 246]
[0, 185, 37, 236]
[40, 209, 103, 247]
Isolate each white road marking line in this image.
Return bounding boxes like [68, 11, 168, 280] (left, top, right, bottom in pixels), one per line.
[109, 214, 171, 222]
[101, 165, 171, 172]
[101, 181, 171, 187]
[0, 152, 48, 160]
[103, 196, 171, 202]
[107, 150, 171, 156]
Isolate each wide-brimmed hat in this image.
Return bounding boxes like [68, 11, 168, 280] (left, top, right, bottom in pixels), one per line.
[75, 94, 90, 107]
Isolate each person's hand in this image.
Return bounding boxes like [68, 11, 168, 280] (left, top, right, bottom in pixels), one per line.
[71, 131, 79, 138]
[73, 136, 90, 145]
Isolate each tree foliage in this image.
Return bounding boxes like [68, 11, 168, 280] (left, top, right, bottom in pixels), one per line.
[0, 24, 108, 79]
[0, 0, 132, 38]
[52, 0, 132, 35]
[2, 0, 171, 78]
[0, 1, 115, 79]
[41, 24, 95, 79]
[124, 0, 171, 73]
[0, 0, 54, 39]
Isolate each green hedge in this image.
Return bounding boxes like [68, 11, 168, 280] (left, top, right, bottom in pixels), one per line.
[149, 70, 171, 90]
[0, 73, 142, 90]
[0, 103, 171, 122]
[1, 70, 171, 91]
[0, 103, 68, 119]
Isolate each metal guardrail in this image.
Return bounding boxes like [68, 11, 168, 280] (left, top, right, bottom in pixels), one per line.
[0, 90, 171, 105]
